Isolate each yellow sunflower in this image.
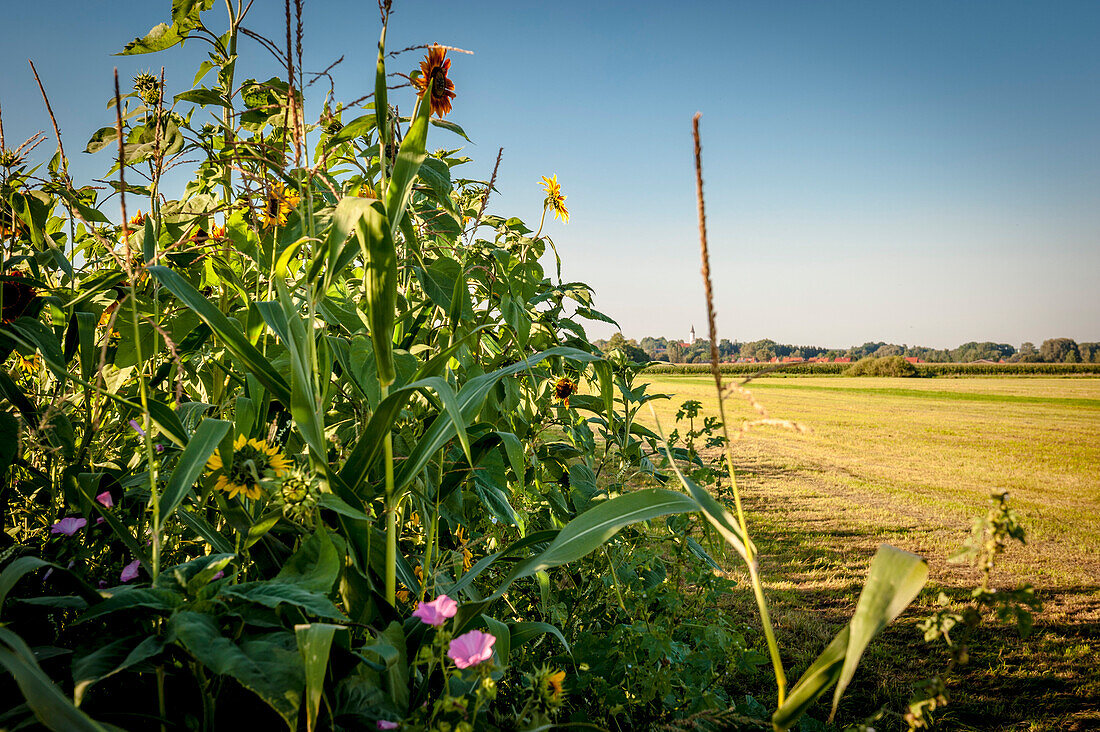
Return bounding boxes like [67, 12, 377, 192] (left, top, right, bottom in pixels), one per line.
[261, 183, 301, 229]
[15, 353, 40, 376]
[540, 175, 569, 223]
[454, 525, 474, 571]
[206, 433, 291, 500]
[413, 44, 456, 118]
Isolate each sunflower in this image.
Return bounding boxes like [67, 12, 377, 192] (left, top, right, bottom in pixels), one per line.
[553, 376, 577, 408]
[261, 183, 301, 229]
[206, 434, 291, 500]
[414, 45, 456, 118]
[128, 210, 146, 229]
[454, 525, 474, 571]
[15, 353, 40, 376]
[210, 224, 227, 240]
[540, 175, 569, 223]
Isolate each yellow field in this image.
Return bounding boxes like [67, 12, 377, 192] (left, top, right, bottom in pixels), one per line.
[637, 375, 1100, 729]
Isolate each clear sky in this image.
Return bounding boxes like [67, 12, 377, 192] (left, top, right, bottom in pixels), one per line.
[3, 1, 1098, 348]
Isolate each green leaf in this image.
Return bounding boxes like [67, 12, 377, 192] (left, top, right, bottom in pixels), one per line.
[296, 623, 340, 732]
[168, 612, 302, 728]
[84, 127, 118, 154]
[221, 582, 347, 621]
[119, 22, 187, 56]
[771, 545, 928, 730]
[173, 88, 227, 107]
[384, 78, 430, 235]
[147, 266, 290, 405]
[429, 117, 472, 142]
[73, 635, 163, 706]
[510, 621, 571, 654]
[78, 588, 183, 623]
[159, 418, 230, 524]
[393, 347, 599, 492]
[0, 627, 109, 731]
[276, 529, 340, 594]
[354, 201, 397, 387]
[379, 621, 408, 712]
[508, 489, 697, 580]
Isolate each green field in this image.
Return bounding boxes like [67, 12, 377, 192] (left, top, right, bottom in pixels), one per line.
[638, 376, 1100, 730]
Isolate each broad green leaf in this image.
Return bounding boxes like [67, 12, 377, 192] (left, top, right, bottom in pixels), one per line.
[296, 623, 340, 732]
[119, 22, 186, 55]
[168, 612, 302, 728]
[771, 545, 928, 730]
[84, 127, 118, 154]
[147, 266, 290, 405]
[173, 88, 227, 107]
[379, 621, 408, 712]
[276, 528, 340, 594]
[158, 418, 230, 523]
[221, 582, 347, 621]
[72, 635, 163, 706]
[0, 627, 108, 731]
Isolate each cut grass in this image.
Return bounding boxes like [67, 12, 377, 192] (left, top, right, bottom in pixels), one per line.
[636, 376, 1100, 730]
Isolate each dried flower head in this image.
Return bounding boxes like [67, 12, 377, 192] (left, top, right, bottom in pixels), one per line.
[414, 45, 456, 118]
[553, 376, 577, 407]
[206, 434, 291, 500]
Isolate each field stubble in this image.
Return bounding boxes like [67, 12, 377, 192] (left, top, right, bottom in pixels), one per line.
[638, 376, 1100, 730]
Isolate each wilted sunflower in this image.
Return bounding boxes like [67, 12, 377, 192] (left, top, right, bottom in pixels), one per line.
[453, 525, 474, 571]
[414, 44, 456, 118]
[15, 353, 41, 376]
[540, 175, 569, 223]
[206, 434, 291, 500]
[262, 182, 301, 229]
[278, 470, 318, 521]
[553, 376, 577, 408]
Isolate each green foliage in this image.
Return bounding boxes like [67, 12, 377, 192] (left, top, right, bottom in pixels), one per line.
[843, 356, 919, 377]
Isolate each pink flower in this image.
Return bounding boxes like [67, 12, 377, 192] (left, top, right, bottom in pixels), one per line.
[50, 517, 87, 536]
[212, 571, 225, 580]
[447, 629, 496, 669]
[376, 722, 399, 730]
[411, 594, 457, 627]
[120, 560, 141, 583]
[129, 419, 145, 436]
[95, 491, 114, 508]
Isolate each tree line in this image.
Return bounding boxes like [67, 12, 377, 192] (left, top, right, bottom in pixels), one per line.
[593, 334, 1100, 365]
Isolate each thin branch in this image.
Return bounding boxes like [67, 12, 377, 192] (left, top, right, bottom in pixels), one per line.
[28, 60, 68, 175]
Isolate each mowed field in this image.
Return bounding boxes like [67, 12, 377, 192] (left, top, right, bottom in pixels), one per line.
[637, 376, 1100, 730]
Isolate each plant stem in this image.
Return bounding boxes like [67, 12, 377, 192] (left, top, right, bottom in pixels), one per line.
[692, 112, 786, 704]
[382, 383, 396, 604]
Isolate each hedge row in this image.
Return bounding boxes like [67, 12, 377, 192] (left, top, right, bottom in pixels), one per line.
[642, 362, 1100, 377]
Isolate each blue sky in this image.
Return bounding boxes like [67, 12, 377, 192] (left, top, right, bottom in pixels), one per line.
[3, 1, 1098, 348]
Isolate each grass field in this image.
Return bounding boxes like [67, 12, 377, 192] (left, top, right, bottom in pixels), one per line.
[637, 376, 1100, 730]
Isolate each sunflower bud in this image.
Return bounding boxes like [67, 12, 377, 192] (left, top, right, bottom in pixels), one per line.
[279, 472, 318, 521]
[133, 73, 162, 106]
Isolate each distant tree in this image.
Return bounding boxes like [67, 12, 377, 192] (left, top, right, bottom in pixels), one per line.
[1013, 342, 1040, 363]
[873, 344, 903, 358]
[718, 339, 735, 359]
[1039, 338, 1079, 363]
[666, 342, 686, 363]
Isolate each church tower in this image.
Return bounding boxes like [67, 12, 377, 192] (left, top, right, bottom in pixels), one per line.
[690, 325, 696, 343]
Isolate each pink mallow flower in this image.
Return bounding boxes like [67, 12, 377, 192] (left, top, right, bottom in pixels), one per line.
[50, 517, 87, 536]
[120, 560, 141, 583]
[376, 722, 399, 731]
[447, 629, 496, 669]
[412, 594, 457, 627]
[95, 491, 114, 508]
